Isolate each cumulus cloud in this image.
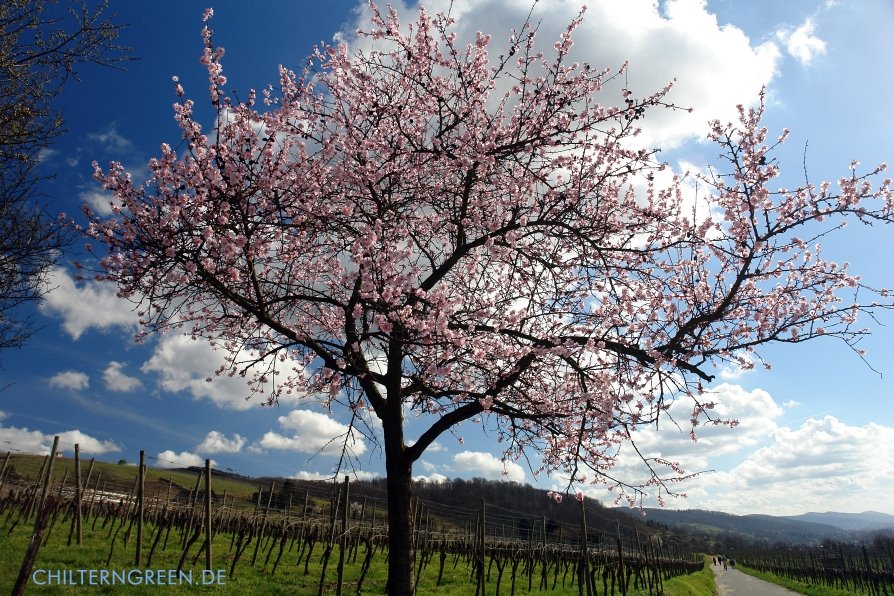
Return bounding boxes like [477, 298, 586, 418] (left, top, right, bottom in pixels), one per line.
[40, 267, 139, 340]
[293, 468, 378, 481]
[155, 450, 215, 469]
[414, 473, 448, 484]
[56, 430, 122, 455]
[257, 409, 367, 456]
[196, 431, 246, 454]
[418, 460, 438, 472]
[293, 470, 333, 481]
[102, 361, 142, 392]
[427, 440, 446, 452]
[718, 353, 755, 381]
[48, 370, 90, 390]
[544, 382, 790, 505]
[0, 422, 119, 455]
[614, 383, 784, 470]
[343, 0, 781, 149]
[452, 451, 525, 482]
[777, 18, 827, 66]
[80, 188, 121, 217]
[688, 416, 894, 515]
[544, 382, 894, 515]
[140, 334, 298, 410]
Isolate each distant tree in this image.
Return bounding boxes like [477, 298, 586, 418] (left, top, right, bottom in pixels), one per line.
[85, 4, 893, 594]
[0, 0, 128, 357]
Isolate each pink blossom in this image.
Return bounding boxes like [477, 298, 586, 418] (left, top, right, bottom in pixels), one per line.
[84, 4, 894, 567]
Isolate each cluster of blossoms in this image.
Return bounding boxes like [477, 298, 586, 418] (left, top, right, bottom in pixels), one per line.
[86, 3, 892, 508]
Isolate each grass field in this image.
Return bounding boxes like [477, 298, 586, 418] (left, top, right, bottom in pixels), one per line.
[0, 512, 713, 595]
[0, 453, 714, 594]
[3, 455, 259, 503]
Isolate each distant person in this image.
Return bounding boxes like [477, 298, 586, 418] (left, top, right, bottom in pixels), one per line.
[712, 556, 717, 565]
[722, 556, 728, 571]
[730, 558, 736, 569]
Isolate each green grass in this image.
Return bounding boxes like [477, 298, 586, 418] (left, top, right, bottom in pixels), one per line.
[737, 565, 873, 596]
[0, 512, 711, 595]
[3, 454, 260, 503]
[1, 455, 714, 595]
[657, 556, 715, 596]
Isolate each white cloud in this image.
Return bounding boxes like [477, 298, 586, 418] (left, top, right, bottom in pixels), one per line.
[40, 267, 139, 340]
[293, 470, 332, 481]
[257, 409, 367, 456]
[542, 382, 788, 505]
[102, 361, 142, 392]
[414, 473, 448, 484]
[718, 353, 755, 381]
[142, 335, 250, 409]
[36, 148, 59, 163]
[782, 399, 802, 408]
[196, 431, 246, 454]
[419, 460, 438, 472]
[141, 333, 305, 411]
[344, 0, 781, 149]
[155, 450, 215, 469]
[55, 430, 122, 455]
[87, 125, 136, 153]
[427, 440, 446, 452]
[452, 451, 525, 482]
[776, 18, 826, 66]
[350, 469, 379, 481]
[689, 416, 894, 515]
[617, 383, 784, 467]
[0, 423, 119, 455]
[293, 468, 378, 481]
[80, 188, 121, 217]
[541, 383, 894, 515]
[48, 370, 90, 390]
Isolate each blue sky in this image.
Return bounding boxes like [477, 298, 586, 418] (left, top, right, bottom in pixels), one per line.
[2, 0, 892, 516]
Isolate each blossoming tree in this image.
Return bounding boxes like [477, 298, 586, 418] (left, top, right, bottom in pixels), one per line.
[86, 4, 892, 593]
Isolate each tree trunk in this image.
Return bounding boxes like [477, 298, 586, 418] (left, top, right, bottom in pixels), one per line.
[384, 423, 415, 595]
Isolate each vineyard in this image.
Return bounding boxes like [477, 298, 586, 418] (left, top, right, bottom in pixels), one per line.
[737, 543, 894, 596]
[0, 441, 706, 595]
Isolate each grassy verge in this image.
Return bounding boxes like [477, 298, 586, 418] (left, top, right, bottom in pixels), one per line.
[737, 565, 871, 596]
[656, 555, 715, 596]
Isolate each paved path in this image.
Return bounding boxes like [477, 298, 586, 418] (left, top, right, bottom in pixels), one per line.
[712, 565, 800, 596]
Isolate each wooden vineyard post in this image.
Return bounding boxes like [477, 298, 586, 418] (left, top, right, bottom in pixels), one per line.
[74, 444, 83, 545]
[318, 479, 343, 596]
[81, 457, 95, 520]
[205, 458, 212, 571]
[541, 514, 549, 591]
[251, 481, 274, 567]
[182, 470, 203, 547]
[135, 450, 145, 566]
[12, 435, 59, 596]
[616, 520, 626, 596]
[0, 451, 11, 496]
[336, 475, 349, 596]
[477, 498, 486, 596]
[25, 452, 50, 520]
[578, 497, 592, 596]
[88, 473, 102, 524]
